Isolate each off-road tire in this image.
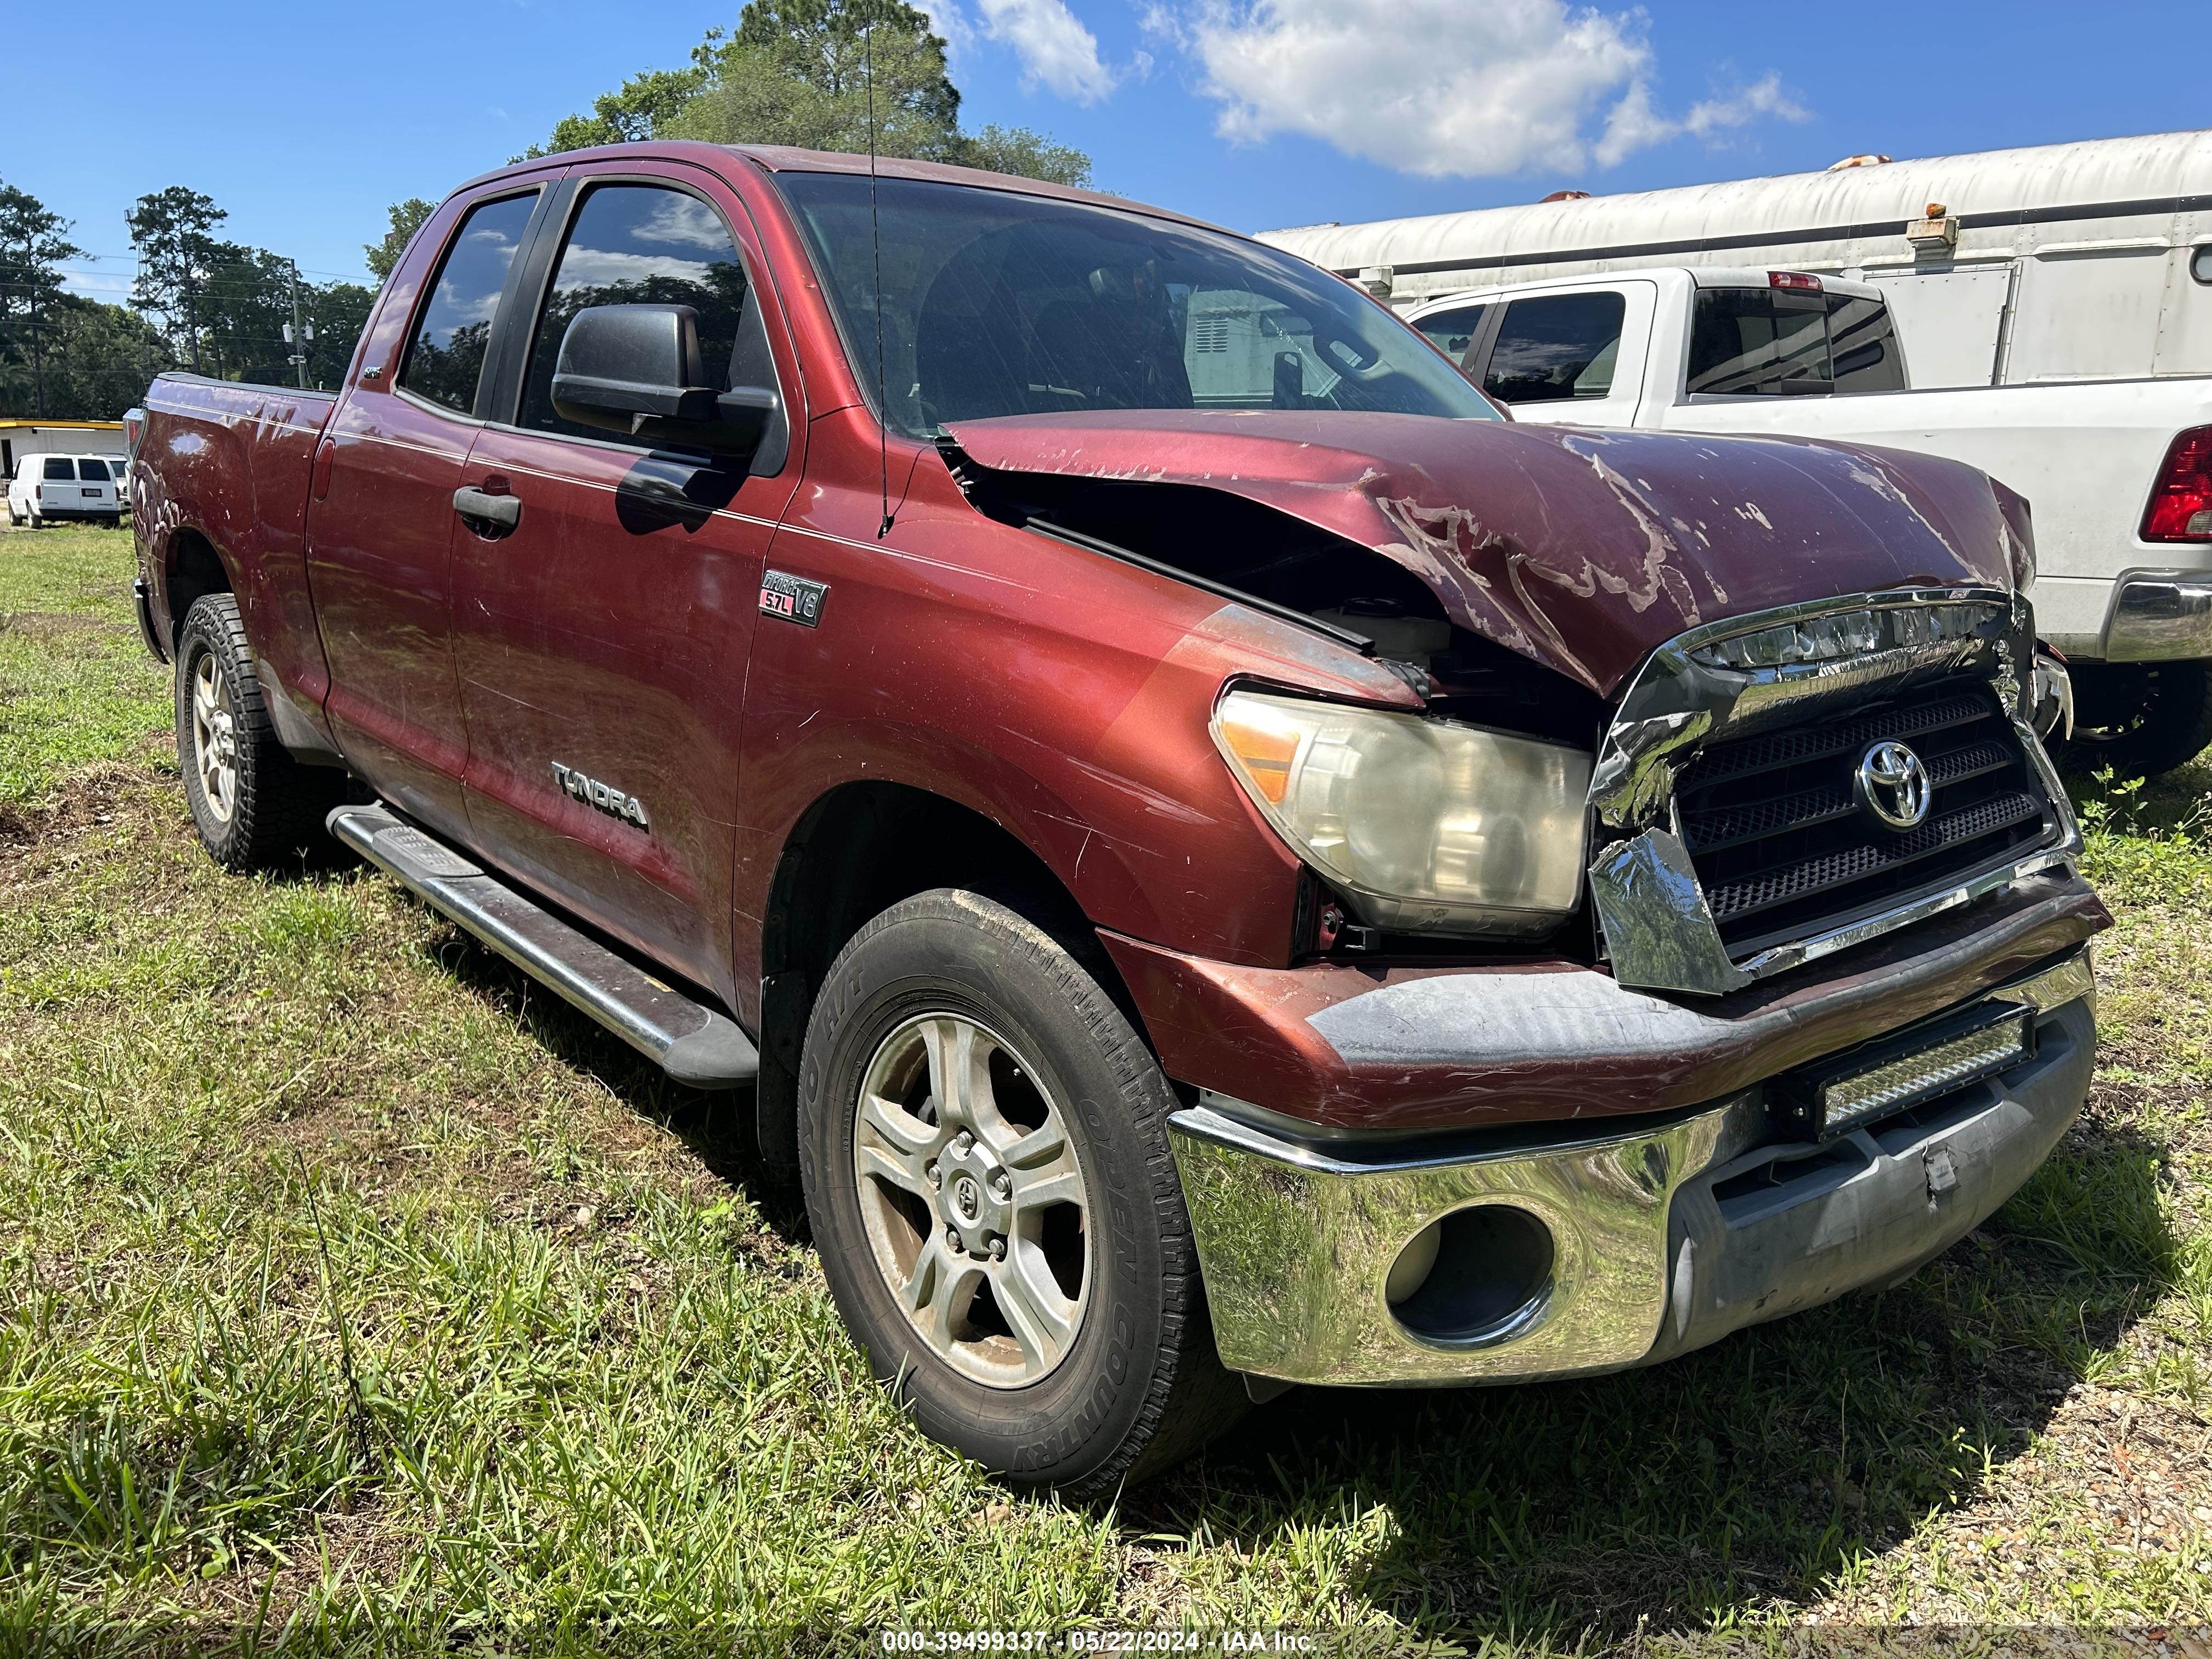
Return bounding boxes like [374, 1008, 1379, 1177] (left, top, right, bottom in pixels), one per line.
[798, 889, 1248, 1497]
[176, 594, 349, 871]
[2063, 658, 2212, 780]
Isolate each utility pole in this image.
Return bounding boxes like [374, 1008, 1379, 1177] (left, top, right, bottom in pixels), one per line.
[286, 260, 310, 389]
[30, 301, 45, 419]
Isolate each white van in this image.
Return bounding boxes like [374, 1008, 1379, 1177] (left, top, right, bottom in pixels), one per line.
[8, 454, 122, 529]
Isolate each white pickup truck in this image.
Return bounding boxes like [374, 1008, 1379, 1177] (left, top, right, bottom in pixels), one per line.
[1404, 267, 2212, 776]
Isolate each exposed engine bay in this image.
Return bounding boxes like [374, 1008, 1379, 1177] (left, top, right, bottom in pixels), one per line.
[941, 445, 1607, 748]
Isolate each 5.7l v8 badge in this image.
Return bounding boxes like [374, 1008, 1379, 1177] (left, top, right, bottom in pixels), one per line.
[759, 570, 829, 628]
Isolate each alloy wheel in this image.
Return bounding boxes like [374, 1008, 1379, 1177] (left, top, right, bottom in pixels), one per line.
[852, 1012, 1091, 1387]
[190, 652, 239, 823]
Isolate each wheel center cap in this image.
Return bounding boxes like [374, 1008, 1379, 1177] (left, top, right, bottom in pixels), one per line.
[949, 1173, 984, 1224]
[937, 1140, 1011, 1254]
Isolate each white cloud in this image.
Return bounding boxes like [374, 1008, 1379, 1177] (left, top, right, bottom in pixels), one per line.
[973, 0, 1119, 102]
[1595, 69, 1807, 166]
[1175, 0, 1805, 178]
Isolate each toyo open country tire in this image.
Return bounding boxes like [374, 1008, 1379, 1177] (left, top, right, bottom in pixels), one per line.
[175, 594, 349, 871]
[798, 889, 1246, 1496]
[2064, 658, 2212, 781]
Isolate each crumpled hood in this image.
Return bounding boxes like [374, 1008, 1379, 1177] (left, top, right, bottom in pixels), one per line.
[943, 409, 2030, 697]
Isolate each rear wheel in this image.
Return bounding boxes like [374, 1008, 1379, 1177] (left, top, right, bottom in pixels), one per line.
[176, 593, 349, 870]
[2063, 659, 2212, 780]
[798, 889, 1245, 1496]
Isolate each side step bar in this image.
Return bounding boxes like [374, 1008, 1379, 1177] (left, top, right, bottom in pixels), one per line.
[328, 804, 759, 1090]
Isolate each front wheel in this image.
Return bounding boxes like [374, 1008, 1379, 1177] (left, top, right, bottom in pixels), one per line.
[2062, 659, 2212, 780]
[176, 594, 349, 870]
[798, 890, 1245, 1496]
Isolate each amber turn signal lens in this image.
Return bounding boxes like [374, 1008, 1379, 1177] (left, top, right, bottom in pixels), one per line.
[1216, 706, 1301, 805]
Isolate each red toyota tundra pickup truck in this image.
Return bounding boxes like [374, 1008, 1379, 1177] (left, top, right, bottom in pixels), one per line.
[128, 142, 2107, 1495]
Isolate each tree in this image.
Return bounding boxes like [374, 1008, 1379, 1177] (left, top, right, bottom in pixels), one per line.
[18, 296, 173, 419]
[365, 198, 436, 283]
[306, 281, 376, 388]
[127, 187, 226, 374]
[958, 125, 1091, 188]
[531, 1, 1089, 185]
[0, 178, 89, 418]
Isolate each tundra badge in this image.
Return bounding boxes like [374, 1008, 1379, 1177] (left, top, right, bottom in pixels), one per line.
[551, 763, 650, 831]
[759, 569, 828, 628]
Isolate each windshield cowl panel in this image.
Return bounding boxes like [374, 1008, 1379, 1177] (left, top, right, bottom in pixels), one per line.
[944, 409, 2017, 698]
[771, 172, 1500, 439]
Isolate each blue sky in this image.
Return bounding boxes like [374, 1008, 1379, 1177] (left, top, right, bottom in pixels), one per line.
[3, 0, 2204, 302]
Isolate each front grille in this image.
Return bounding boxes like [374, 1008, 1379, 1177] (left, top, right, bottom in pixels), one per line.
[1675, 678, 2053, 954]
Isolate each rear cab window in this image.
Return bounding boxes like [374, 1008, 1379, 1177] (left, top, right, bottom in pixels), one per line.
[1689, 286, 1906, 396]
[397, 191, 540, 415]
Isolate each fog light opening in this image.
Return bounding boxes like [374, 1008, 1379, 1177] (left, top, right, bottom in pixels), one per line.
[1387, 1204, 1555, 1346]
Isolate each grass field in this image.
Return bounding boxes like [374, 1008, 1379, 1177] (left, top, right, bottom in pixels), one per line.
[5, 523, 2212, 1655]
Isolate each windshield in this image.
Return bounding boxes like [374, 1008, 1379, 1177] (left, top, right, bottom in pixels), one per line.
[774, 173, 1503, 437]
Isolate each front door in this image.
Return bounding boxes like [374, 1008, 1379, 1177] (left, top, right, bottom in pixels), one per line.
[1468, 283, 1654, 429]
[449, 170, 803, 1000]
[307, 184, 547, 834]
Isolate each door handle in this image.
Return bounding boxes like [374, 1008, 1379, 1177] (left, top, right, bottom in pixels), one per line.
[453, 486, 521, 535]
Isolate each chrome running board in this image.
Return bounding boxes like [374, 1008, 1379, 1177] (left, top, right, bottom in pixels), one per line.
[327, 803, 759, 1089]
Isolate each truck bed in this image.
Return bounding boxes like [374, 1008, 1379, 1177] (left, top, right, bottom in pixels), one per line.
[133, 374, 339, 733]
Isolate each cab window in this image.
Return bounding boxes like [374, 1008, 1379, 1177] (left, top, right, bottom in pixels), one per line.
[1483, 292, 1626, 404]
[1688, 287, 1905, 396]
[1413, 304, 1488, 369]
[516, 182, 782, 460]
[397, 191, 539, 415]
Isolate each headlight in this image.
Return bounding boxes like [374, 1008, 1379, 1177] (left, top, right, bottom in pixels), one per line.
[1212, 687, 1592, 936]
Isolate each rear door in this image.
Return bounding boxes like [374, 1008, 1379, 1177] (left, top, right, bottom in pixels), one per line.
[448, 165, 804, 999]
[75, 457, 117, 512]
[1464, 283, 1654, 427]
[306, 183, 550, 836]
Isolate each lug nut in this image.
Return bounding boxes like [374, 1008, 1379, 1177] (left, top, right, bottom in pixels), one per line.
[926, 1161, 941, 1187]
[991, 1171, 1011, 1198]
[987, 1235, 1006, 1260]
[945, 1226, 961, 1250]
[952, 1131, 973, 1156]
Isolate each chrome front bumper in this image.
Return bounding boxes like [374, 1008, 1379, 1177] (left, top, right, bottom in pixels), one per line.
[1171, 953, 2095, 1387]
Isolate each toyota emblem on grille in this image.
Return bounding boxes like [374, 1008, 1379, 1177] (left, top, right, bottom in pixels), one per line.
[1855, 740, 1932, 831]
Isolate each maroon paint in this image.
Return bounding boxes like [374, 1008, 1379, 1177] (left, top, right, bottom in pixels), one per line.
[303, 182, 549, 838]
[453, 162, 806, 1007]
[132, 381, 336, 738]
[134, 142, 2097, 1135]
[944, 410, 2024, 697]
[1101, 877, 2108, 1133]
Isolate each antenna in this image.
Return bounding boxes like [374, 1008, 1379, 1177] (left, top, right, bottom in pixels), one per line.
[867, 18, 893, 539]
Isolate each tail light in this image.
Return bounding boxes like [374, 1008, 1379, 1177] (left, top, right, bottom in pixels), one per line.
[1769, 271, 1824, 293]
[2141, 426, 2212, 543]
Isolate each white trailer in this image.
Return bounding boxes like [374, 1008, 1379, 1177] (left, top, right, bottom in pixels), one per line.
[1256, 129, 2212, 392]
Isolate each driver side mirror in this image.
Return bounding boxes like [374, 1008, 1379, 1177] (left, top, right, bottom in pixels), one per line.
[551, 303, 778, 459]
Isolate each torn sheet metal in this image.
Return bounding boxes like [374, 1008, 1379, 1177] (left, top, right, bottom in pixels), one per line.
[942, 409, 2021, 697]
